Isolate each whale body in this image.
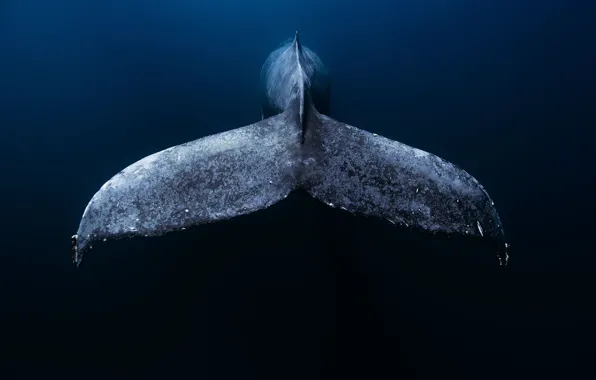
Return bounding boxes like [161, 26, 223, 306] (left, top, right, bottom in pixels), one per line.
[72, 32, 509, 267]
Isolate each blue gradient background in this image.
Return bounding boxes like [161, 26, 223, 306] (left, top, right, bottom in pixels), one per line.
[1, 1, 594, 377]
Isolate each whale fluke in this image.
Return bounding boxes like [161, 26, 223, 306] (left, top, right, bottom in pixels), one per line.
[72, 111, 301, 266]
[72, 33, 508, 267]
[303, 109, 508, 266]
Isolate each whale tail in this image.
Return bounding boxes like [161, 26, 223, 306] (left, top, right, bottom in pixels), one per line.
[72, 103, 508, 267]
[72, 33, 508, 267]
[72, 110, 302, 267]
[302, 108, 509, 267]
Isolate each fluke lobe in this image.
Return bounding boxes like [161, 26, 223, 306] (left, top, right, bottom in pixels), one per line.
[72, 32, 509, 267]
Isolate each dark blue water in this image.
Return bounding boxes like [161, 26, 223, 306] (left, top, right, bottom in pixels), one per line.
[1, 0, 594, 377]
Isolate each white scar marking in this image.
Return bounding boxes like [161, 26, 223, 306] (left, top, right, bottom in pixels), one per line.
[476, 220, 484, 237]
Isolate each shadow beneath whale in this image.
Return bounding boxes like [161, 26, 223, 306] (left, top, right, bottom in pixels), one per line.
[66, 191, 504, 378]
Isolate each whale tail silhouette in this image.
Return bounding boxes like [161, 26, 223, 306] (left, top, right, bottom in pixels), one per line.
[72, 110, 302, 267]
[72, 104, 508, 267]
[72, 33, 508, 267]
[302, 107, 508, 267]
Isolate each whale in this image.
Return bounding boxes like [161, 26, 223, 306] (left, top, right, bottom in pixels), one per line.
[71, 32, 509, 267]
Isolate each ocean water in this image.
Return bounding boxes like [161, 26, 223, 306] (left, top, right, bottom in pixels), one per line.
[1, 0, 594, 377]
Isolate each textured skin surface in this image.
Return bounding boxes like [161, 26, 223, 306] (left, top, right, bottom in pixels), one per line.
[74, 111, 301, 265]
[73, 33, 508, 267]
[303, 110, 508, 266]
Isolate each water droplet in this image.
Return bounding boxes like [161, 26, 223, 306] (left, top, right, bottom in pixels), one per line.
[372, 133, 378, 137]
[103, 238, 107, 242]
[327, 202, 334, 207]
[185, 209, 189, 213]
[268, 180, 273, 184]
[416, 188, 419, 193]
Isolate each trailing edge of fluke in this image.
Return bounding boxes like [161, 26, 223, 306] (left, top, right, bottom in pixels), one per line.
[72, 31, 509, 267]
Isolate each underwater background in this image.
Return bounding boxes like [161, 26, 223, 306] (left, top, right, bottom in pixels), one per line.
[1, 0, 595, 378]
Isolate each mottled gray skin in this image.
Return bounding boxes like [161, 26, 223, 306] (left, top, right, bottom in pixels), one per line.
[74, 110, 302, 266]
[73, 32, 508, 267]
[303, 110, 507, 265]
